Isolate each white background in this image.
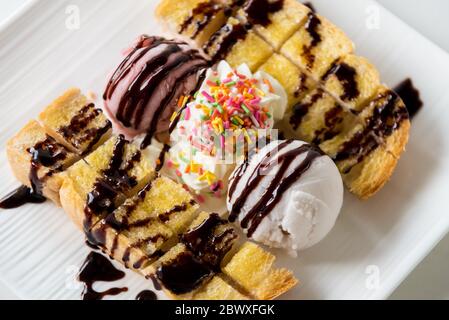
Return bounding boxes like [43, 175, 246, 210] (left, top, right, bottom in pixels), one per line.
[0, 0, 448, 300]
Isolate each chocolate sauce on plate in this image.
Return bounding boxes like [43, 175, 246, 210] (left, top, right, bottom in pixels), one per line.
[78, 252, 128, 300]
[303, 1, 316, 13]
[136, 290, 157, 300]
[393, 78, 423, 119]
[0, 185, 46, 209]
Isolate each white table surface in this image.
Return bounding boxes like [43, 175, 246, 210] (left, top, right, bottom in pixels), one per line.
[0, 0, 448, 300]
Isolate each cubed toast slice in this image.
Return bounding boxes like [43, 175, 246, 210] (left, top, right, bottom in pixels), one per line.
[203, 17, 273, 71]
[143, 213, 239, 299]
[157, 0, 229, 48]
[147, 243, 214, 300]
[38, 88, 112, 155]
[113, 176, 199, 234]
[235, 0, 311, 50]
[181, 212, 238, 269]
[82, 136, 155, 197]
[320, 87, 410, 199]
[259, 53, 317, 111]
[280, 11, 354, 81]
[193, 276, 249, 300]
[321, 54, 380, 112]
[6, 120, 80, 205]
[60, 159, 124, 231]
[60, 136, 155, 231]
[222, 242, 298, 300]
[286, 88, 357, 145]
[87, 176, 200, 271]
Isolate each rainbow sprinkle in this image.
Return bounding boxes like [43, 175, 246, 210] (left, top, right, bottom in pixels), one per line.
[171, 66, 275, 196]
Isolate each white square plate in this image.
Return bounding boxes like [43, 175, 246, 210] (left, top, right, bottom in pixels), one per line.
[0, 0, 448, 300]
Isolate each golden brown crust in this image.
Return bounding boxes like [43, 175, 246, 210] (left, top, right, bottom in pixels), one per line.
[6, 120, 79, 205]
[280, 12, 355, 80]
[193, 276, 249, 300]
[222, 242, 298, 300]
[345, 120, 410, 199]
[38, 88, 112, 155]
[59, 176, 88, 230]
[236, 0, 311, 50]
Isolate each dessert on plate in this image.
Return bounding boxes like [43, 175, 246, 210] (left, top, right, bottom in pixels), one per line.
[1, 0, 415, 301]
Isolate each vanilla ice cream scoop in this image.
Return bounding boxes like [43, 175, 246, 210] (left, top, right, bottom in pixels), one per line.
[227, 140, 343, 256]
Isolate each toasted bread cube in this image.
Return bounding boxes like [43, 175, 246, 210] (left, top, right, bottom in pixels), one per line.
[182, 212, 238, 269]
[259, 53, 317, 111]
[321, 55, 380, 111]
[114, 176, 199, 235]
[82, 136, 155, 197]
[146, 243, 215, 300]
[193, 276, 249, 300]
[204, 17, 273, 72]
[38, 88, 112, 155]
[156, 0, 213, 32]
[61, 159, 124, 230]
[236, 0, 310, 50]
[286, 88, 356, 145]
[320, 86, 410, 199]
[89, 218, 173, 273]
[223, 242, 298, 300]
[6, 120, 80, 205]
[280, 12, 354, 80]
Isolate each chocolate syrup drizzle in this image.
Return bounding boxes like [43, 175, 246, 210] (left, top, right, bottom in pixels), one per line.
[303, 1, 316, 13]
[182, 213, 237, 270]
[290, 89, 324, 130]
[136, 290, 157, 300]
[78, 251, 128, 300]
[155, 214, 236, 295]
[294, 73, 309, 99]
[0, 185, 46, 209]
[179, 2, 223, 38]
[393, 78, 423, 119]
[203, 0, 284, 63]
[322, 61, 360, 101]
[312, 104, 344, 145]
[204, 23, 249, 63]
[303, 12, 322, 69]
[58, 103, 111, 151]
[243, 0, 284, 26]
[1, 136, 70, 209]
[104, 36, 208, 150]
[229, 141, 323, 237]
[83, 135, 138, 232]
[333, 91, 409, 173]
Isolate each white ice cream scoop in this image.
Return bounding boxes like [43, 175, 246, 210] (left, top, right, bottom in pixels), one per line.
[227, 140, 344, 256]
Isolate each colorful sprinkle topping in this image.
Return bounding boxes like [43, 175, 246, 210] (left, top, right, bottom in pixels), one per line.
[170, 65, 276, 196]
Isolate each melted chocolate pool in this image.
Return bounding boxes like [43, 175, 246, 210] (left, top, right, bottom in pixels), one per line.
[78, 252, 128, 300]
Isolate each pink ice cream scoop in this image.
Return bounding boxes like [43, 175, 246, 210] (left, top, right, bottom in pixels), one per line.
[103, 35, 208, 147]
